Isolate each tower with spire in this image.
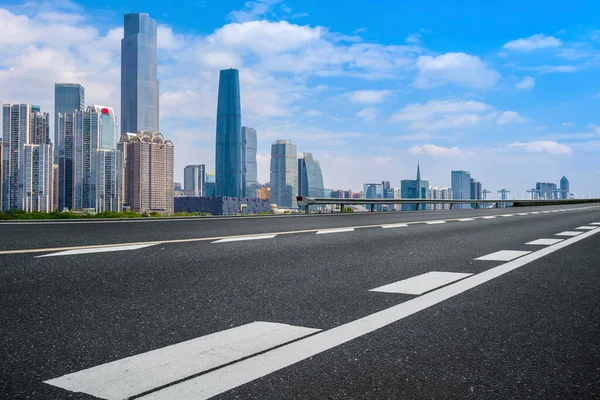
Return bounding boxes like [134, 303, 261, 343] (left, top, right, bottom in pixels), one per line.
[400, 162, 430, 210]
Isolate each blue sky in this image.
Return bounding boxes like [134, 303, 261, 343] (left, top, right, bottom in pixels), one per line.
[1, 0, 600, 196]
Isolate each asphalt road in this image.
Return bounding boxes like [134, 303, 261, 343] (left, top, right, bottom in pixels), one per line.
[1, 204, 599, 399]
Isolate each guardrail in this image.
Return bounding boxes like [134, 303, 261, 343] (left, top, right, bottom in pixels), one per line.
[296, 197, 600, 214]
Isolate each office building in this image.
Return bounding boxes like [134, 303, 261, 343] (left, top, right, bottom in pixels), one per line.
[94, 149, 123, 212]
[184, 165, 206, 197]
[560, 176, 570, 199]
[470, 178, 482, 200]
[215, 69, 243, 197]
[121, 13, 159, 134]
[242, 126, 257, 198]
[535, 182, 558, 200]
[429, 187, 452, 210]
[89, 105, 116, 150]
[2, 104, 54, 211]
[270, 140, 297, 209]
[298, 152, 325, 198]
[401, 164, 430, 211]
[124, 131, 174, 213]
[54, 83, 84, 160]
[451, 170, 471, 209]
[205, 172, 216, 197]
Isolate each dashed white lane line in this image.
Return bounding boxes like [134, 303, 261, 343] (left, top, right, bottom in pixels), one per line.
[425, 220, 446, 225]
[530, 212, 541, 214]
[45, 322, 320, 400]
[482, 216, 496, 219]
[517, 213, 529, 216]
[500, 214, 515, 217]
[369, 271, 472, 295]
[575, 226, 597, 230]
[381, 223, 408, 229]
[556, 231, 583, 237]
[475, 250, 531, 261]
[590, 222, 600, 225]
[316, 228, 355, 235]
[457, 218, 475, 222]
[36, 244, 155, 257]
[526, 238, 564, 246]
[212, 235, 276, 243]
[138, 226, 600, 400]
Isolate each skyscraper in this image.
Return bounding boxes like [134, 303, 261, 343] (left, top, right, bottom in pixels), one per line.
[21, 144, 54, 212]
[184, 164, 206, 197]
[270, 140, 297, 209]
[401, 163, 430, 211]
[215, 69, 243, 198]
[89, 105, 116, 150]
[242, 126, 257, 198]
[31, 111, 51, 145]
[560, 176, 570, 199]
[298, 152, 325, 198]
[121, 13, 159, 134]
[536, 182, 558, 199]
[451, 170, 471, 208]
[125, 131, 174, 212]
[54, 83, 84, 161]
[470, 178, 482, 200]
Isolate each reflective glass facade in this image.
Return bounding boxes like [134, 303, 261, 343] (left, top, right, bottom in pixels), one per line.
[270, 140, 297, 209]
[242, 126, 257, 198]
[121, 13, 159, 134]
[298, 152, 324, 198]
[401, 165, 430, 211]
[451, 170, 471, 209]
[184, 164, 206, 197]
[215, 69, 243, 197]
[54, 84, 84, 160]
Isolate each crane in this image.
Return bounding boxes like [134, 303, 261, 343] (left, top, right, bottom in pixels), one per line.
[482, 189, 492, 200]
[497, 189, 511, 201]
[526, 189, 539, 200]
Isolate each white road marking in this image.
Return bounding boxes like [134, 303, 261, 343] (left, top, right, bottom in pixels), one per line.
[425, 220, 446, 225]
[381, 223, 408, 229]
[575, 226, 597, 230]
[457, 218, 475, 222]
[316, 228, 355, 234]
[500, 214, 515, 217]
[482, 216, 496, 219]
[212, 235, 276, 243]
[36, 244, 155, 257]
[530, 212, 541, 214]
[556, 231, 583, 237]
[369, 271, 472, 295]
[590, 222, 600, 225]
[517, 213, 529, 216]
[542, 211, 552, 213]
[138, 227, 600, 400]
[526, 238, 564, 246]
[475, 250, 531, 261]
[44, 322, 319, 400]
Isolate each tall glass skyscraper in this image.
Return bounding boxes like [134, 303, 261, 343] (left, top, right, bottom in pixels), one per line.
[298, 152, 324, 198]
[451, 170, 471, 209]
[121, 13, 159, 134]
[270, 140, 298, 209]
[242, 126, 257, 198]
[560, 176, 569, 199]
[54, 83, 84, 160]
[215, 69, 243, 198]
[401, 164, 430, 211]
[89, 105, 116, 150]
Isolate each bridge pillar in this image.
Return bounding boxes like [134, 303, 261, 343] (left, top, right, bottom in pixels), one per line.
[370, 204, 375, 212]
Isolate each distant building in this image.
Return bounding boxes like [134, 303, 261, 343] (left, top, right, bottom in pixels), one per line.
[215, 69, 243, 197]
[401, 164, 430, 211]
[121, 13, 159, 134]
[31, 111, 51, 145]
[54, 83, 84, 161]
[536, 182, 558, 199]
[184, 165, 206, 197]
[124, 131, 174, 213]
[298, 152, 325, 198]
[270, 140, 298, 209]
[242, 126, 258, 198]
[331, 190, 345, 199]
[451, 170, 471, 209]
[174, 196, 271, 215]
[205, 172, 216, 197]
[560, 176, 570, 199]
[429, 187, 452, 210]
[470, 178, 482, 200]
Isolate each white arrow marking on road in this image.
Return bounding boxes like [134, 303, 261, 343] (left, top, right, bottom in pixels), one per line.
[369, 271, 472, 295]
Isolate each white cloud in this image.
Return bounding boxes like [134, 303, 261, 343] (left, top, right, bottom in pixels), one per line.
[357, 107, 378, 121]
[390, 100, 490, 130]
[306, 109, 324, 116]
[515, 76, 535, 89]
[228, 0, 282, 22]
[348, 90, 392, 104]
[496, 111, 526, 125]
[509, 141, 572, 155]
[375, 156, 393, 163]
[503, 34, 562, 51]
[408, 144, 464, 157]
[561, 121, 575, 127]
[414, 52, 500, 89]
[405, 33, 422, 44]
[522, 65, 580, 74]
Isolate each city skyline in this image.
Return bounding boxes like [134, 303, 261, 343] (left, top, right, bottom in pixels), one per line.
[0, 1, 599, 195]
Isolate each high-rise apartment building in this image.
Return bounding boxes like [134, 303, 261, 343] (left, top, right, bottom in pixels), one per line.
[125, 131, 174, 212]
[89, 105, 116, 150]
[298, 152, 325, 198]
[270, 140, 297, 209]
[54, 83, 84, 161]
[451, 170, 471, 209]
[242, 126, 257, 198]
[560, 176, 570, 199]
[429, 187, 452, 210]
[2, 103, 54, 212]
[184, 164, 206, 197]
[215, 69, 243, 198]
[401, 164, 430, 211]
[121, 13, 159, 134]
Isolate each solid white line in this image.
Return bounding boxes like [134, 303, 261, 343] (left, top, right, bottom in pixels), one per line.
[526, 238, 564, 246]
[139, 227, 600, 400]
[316, 228, 355, 234]
[575, 226, 597, 230]
[482, 216, 496, 219]
[475, 250, 531, 261]
[36, 244, 155, 257]
[530, 212, 541, 214]
[212, 235, 276, 243]
[425, 220, 446, 225]
[44, 322, 319, 400]
[369, 271, 472, 295]
[457, 218, 475, 222]
[556, 231, 583, 237]
[381, 223, 408, 229]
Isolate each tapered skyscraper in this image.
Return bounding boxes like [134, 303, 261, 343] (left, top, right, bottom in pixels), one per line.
[215, 69, 243, 198]
[121, 13, 159, 134]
